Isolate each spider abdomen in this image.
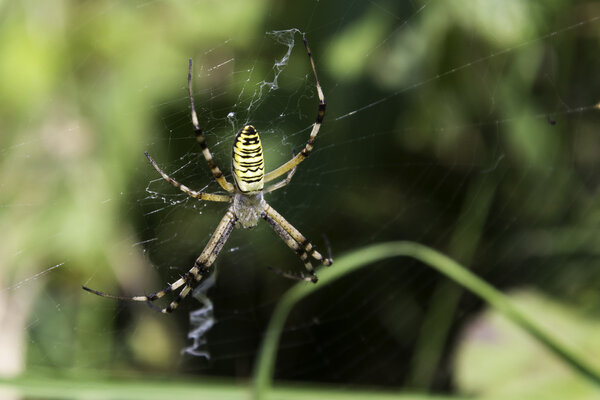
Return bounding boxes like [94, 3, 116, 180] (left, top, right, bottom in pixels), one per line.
[232, 125, 264, 193]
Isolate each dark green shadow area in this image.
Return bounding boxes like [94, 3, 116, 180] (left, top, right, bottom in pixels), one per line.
[253, 242, 600, 399]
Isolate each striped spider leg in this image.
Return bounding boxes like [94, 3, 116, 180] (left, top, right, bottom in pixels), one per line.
[263, 34, 326, 185]
[261, 203, 333, 283]
[83, 208, 237, 313]
[188, 58, 235, 193]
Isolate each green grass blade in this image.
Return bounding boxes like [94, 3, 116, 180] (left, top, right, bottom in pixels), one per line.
[253, 241, 600, 399]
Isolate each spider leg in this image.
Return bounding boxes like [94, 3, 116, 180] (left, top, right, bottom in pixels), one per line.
[145, 152, 230, 202]
[162, 209, 236, 313]
[263, 165, 297, 193]
[263, 149, 298, 193]
[263, 204, 332, 266]
[83, 208, 237, 313]
[321, 233, 334, 263]
[188, 59, 235, 193]
[82, 275, 186, 306]
[264, 34, 326, 183]
[266, 266, 314, 283]
[261, 210, 319, 283]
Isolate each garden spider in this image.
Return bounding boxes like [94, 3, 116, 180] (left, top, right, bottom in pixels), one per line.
[83, 35, 332, 314]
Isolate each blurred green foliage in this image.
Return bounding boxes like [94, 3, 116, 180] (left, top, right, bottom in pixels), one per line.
[1, 0, 600, 398]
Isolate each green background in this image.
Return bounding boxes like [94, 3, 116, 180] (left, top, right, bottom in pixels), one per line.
[1, 0, 599, 398]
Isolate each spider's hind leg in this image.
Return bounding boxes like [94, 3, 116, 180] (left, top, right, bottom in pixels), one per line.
[266, 266, 316, 283]
[82, 208, 238, 313]
[263, 204, 333, 267]
[81, 275, 187, 311]
[261, 209, 320, 283]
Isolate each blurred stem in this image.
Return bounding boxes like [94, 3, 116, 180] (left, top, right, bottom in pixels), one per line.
[253, 242, 600, 400]
[406, 177, 497, 389]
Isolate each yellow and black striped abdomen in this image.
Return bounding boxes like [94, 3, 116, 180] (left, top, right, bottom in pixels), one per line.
[232, 125, 264, 193]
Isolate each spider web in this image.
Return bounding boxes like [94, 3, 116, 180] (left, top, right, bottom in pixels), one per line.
[2, 0, 600, 396]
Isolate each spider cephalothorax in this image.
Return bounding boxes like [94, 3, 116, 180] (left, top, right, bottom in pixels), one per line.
[83, 34, 331, 313]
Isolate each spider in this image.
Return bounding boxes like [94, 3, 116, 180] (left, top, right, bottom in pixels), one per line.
[82, 35, 332, 314]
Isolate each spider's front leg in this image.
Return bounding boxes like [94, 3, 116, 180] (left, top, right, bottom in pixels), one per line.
[188, 59, 235, 193]
[263, 34, 326, 183]
[145, 152, 230, 203]
[264, 149, 298, 194]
